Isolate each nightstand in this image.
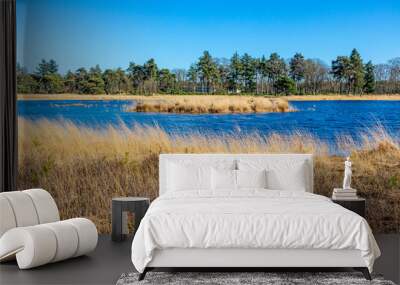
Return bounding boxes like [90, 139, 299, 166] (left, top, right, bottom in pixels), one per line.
[111, 197, 150, 242]
[332, 197, 366, 218]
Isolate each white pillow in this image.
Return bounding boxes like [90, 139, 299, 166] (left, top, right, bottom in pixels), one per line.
[212, 168, 237, 191]
[238, 159, 309, 192]
[266, 166, 307, 191]
[167, 162, 212, 191]
[237, 169, 267, 189]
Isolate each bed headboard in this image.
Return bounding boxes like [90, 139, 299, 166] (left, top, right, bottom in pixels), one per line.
[159, 154, 313, 195]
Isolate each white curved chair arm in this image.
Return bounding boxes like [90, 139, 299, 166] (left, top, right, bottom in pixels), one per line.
[0, 226, 57, 269]
[0, 218, 97, 269]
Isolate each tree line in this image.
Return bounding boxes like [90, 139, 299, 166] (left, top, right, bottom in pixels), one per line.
[17, 49, 400, 95]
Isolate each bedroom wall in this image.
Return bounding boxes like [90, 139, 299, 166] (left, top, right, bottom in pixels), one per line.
[16, 0, 400, 234]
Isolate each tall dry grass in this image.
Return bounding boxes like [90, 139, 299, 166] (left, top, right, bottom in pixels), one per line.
[129, 95, 290, 113]
[17, 118, 400, 233]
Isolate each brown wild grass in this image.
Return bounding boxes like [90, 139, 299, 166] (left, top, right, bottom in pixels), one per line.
[17, 118, 400, 234]
[128, 95, 290, 113]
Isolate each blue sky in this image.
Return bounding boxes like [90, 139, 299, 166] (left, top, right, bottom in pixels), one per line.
[17, 0, 400, 74]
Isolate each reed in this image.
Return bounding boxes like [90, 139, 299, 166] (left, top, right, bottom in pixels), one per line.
[17, 118, 400, 233]
[128, 95, 290, 113]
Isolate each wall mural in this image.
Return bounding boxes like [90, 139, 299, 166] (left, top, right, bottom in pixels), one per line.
[17, 0, 400, 233]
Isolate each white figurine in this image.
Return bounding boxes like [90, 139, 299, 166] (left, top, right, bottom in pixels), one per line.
[343, 157, 352, 190]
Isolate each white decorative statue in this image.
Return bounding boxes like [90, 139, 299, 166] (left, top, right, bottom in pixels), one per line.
[343, 157, 352, 190]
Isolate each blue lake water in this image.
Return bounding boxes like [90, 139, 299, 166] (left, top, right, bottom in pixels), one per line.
[18, 100, 400, 150]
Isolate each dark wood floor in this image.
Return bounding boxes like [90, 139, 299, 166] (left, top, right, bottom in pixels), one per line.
[0, 235, 133, 285]
[0, 234, 399, 285]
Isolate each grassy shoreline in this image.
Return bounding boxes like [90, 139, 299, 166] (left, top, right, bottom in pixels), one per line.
[17, 93, 400, 101]
[17, 118, 400, 234]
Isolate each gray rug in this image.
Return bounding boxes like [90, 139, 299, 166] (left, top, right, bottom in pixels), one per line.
[116, 272, 396, 285]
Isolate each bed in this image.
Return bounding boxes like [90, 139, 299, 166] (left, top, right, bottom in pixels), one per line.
[131, 154, 381, 280]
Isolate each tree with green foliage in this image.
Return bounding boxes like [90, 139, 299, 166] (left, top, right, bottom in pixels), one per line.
[197, 51, 219, 93]
[17, 74, 38, 93]
[36, 59, 58, 77]
[17, 64, 38, 93]
[127, 62, 146, 93]
[265, 53, 287, 94]
[85, 65, 105, 94]
[215, 58, 230, 93]
[103, 69, 119, 94]
[115, 68, 130, 94]
[331, 49, 365, 94]
[257, 55, 267, 93]
[16, 50, 400, 96]
[228, 52, 243, 93]
[349, 49, 364, 94]
[35, 59, 64, 93]
[143, 58, 158, 80]
[41, 73, 64, 93]
[289, 53, 305, 91]
[158, 69, 176, 93]
[331, 56, 352, 93]
[274, 76, 296, 95]
[74, 67, 88, 94]
[241, 53, 256, 93]
[187, 64, 198, 92]
[363, 61, 375, 94]
[142, 58, 158, 94]
[64, 71, 77, 93]
[72, 66, 105, 94]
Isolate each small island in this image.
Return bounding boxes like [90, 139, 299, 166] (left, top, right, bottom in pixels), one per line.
[127, 95, 290, 114]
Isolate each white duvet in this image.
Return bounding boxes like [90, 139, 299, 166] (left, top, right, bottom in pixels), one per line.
[131, 190, 380, 273]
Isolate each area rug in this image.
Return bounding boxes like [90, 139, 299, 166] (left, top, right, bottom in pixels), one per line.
[116, 272, 396, 285]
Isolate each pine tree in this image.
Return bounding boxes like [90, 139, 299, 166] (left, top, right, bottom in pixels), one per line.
[87, 65, 105, 94]
[127, 62, 146, 92]
[258, 55, 267, 93]
[144, 58, 158, 80]
[228, 52, 243, 93]
[289, 53, 305, 82]
[197, 51, 219, 93]
[241, 53, 256, 93]
[274, 76, 296, 95]
[349, 49, 364, 94]
[265, 53, 287, 94]
[158, 69, 176, 93]
[103, 69, 119, 94]
[36, 59, 58, 76]
[187, 64, 198, 92]
[363, 61, 375, 94]
[331, 56, 351, 93]
[64, 71, 77, 93]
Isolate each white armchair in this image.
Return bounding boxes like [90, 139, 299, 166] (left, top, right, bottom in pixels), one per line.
[0, 189, 98, 269]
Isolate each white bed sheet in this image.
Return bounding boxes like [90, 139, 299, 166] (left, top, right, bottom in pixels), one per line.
[131, 190, 380, 273]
